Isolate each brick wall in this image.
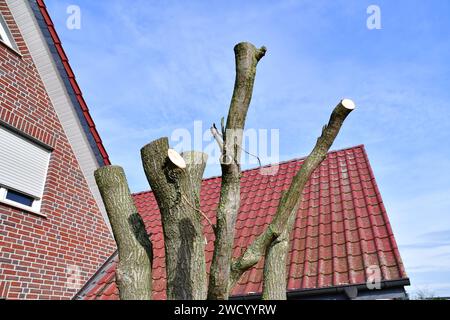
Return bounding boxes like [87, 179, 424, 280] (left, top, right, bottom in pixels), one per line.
[0, 1, 116, 299]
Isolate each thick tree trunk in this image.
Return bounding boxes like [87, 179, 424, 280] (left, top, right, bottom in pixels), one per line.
[229, 99, 356, 293]
[94, 166, 153, 300]
[208, 42, 266, 300]
[262, 210, 296, 300]
[141, 138, 208, 300]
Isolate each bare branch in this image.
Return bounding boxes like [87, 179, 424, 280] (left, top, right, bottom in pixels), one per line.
[229, 99, 356, 291]
[210, 124, 224, 152]
[214, 123, 223, 138]
[220, 117, 225, 137]
[208, 42, 267, 300]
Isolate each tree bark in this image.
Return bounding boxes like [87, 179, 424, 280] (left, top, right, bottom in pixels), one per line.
[262, 209, 296, 300]
[208, 42, 266, 300]
[94, 166, 153, 300]
[229, 99, 355, 293]
[141, 137, 208, 300]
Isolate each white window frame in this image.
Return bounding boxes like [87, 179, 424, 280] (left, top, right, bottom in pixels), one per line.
[0, 13, 17, 50]
[0, 186, 43, 215]
[0, 124, 51, 216]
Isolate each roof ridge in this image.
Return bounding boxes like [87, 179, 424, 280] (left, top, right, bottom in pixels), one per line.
[132, 144, 365, 196]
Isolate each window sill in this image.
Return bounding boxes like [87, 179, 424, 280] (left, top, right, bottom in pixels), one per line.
[0, 38, 22, 57]
[0, 199, 46, 218]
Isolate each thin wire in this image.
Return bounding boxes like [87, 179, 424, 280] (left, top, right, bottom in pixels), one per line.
[237, 144, 277, 192]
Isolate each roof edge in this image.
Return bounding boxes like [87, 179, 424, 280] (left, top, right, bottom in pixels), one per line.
[359, 144, 408, 279]
[31, 0, 111, 166]
[230, 278, 411, 300]
[73, 251, 118, 300]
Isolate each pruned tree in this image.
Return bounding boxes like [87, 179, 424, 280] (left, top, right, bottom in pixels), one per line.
[94, 166, 153, 300]
[141, 140, 209, 299]
[94, 42, 355, 300]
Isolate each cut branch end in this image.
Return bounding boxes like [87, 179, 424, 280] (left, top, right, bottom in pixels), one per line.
[341, 98, 356, 110]
[168, 149, 187, 169]
[256, 46, 267, 61]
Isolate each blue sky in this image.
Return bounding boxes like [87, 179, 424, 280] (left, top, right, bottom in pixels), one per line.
[46, 0, 450, 297]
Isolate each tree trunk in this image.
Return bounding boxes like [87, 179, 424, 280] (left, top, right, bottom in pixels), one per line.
[208, 42, 266, 300]
[94, 166, 153, 300]
[229, 99, 356, 293]
[141, 137, 208, 300]
[262, 210, 296, 300]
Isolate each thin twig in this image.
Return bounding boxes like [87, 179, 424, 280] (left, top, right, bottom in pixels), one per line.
[210, 124, 224, 152]
[213, 123, 223, 138]
[220, 117, 225, 137]
[181, 194, 214, 228]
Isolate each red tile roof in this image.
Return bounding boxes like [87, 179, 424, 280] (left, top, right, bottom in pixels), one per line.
[77, 145, 408, 300]
[36, 0, 111, 165]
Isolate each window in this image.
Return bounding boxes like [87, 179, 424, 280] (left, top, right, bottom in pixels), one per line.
[0, 125, 51, 214]
[6, 189, 35, 207]
[0, 13, 17, 50]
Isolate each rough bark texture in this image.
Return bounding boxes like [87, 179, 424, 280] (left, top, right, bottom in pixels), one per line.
[262, 209, 296, 300]
[141, 137, 208, 300]
[208, 42, 266, 300]
[94, 166, 153, 300]
[229, 100, 355, 293]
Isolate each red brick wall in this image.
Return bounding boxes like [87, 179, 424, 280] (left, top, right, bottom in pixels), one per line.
[0, 1, 116, 299]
